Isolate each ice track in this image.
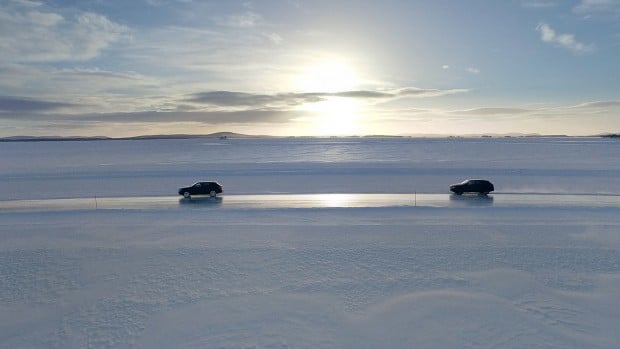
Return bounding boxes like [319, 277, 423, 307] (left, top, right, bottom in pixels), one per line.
[2, 193, 620, 212]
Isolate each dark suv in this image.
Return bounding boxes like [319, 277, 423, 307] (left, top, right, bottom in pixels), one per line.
[178, 181, 223, 198]
[450, 179, 494, 195]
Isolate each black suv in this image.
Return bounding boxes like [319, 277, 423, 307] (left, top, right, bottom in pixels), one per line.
[450, 179, 494, 195]
[178, 181, 223, 198]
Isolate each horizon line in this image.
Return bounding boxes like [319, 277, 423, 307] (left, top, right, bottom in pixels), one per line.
[1, 131, 619, 142]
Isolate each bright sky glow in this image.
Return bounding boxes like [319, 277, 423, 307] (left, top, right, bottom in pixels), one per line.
[295, 59, 361, 93]
[0, 0, 619, 137]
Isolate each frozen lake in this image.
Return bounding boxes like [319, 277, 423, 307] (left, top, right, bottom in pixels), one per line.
[1, 137, 620, 348]
[1, 137, 619, 200]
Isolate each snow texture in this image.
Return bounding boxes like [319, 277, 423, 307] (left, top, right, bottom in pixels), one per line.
[1, 137, 620, 348]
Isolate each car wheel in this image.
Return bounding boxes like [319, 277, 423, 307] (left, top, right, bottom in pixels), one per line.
[454, 191, 463, 195]
[183, 192, 191, 198]
[209, 190, 217, 197]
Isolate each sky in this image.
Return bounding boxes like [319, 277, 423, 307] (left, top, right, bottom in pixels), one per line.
[0, 0, 619, 137]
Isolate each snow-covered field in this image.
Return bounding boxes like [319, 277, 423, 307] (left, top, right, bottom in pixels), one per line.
[1, 137, 620, 348]
[2, 137, 619, 199]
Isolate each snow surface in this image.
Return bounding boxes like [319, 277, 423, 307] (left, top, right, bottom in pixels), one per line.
[1, 137, 620, 348]
[1, 137, 619, 200]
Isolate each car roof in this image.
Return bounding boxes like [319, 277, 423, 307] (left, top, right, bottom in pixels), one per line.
[457, 179, 490, 184]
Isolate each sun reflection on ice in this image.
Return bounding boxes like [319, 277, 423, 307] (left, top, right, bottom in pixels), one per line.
[317, 194, 356, 207]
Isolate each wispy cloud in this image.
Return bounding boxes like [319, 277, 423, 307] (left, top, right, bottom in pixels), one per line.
[537, 23, 595, 53]
[0, 1, 129, 62]
[388, 88, 468, 98]
[216, 11, 262, 28]
[574, 0, 619, 13]
[2, 98, 618, 136]
[0, 108, 301, 125]
[54, 68, 146, 81]
[0, 96, 75, 113]
[574, 0, 620, 19]
[187, 91, 321, 108]
[263, 32, 283, 44]
[566, 100, 620, 109]
[447, 101, 620, 119]
[0, 86, 469, 125]
[466, 67, 480, 74]
[82, 109, 297, 124]
[333, 88, 467, 99]
[449, 107, 531, 116]
[186, 88, 468, 108]
[417, 101, 620, 137]
[522, 0, 556, 9]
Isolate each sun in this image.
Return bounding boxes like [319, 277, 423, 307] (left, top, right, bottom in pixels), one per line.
[292, 58, 365, 135]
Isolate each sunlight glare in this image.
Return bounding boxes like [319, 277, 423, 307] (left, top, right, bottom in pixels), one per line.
[305, 97, 363, 136]
[290, 56, 367, 136]
[317, 194, 355, 208]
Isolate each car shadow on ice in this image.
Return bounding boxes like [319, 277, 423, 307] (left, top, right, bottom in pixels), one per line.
[178, 197, 223, 206]
[449, 193, 494, 207]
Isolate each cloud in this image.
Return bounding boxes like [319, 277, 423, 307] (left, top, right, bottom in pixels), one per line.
[187, 88, 468, 108]
[0, 96, 75, 113]
[0, 108, 300, 125]
[186, 91, 322, 108]
[444, 101, 620, 122]
[86, 110, 296, 124]
[3, 98, 618, 136]
[574, 0, 619, 13]
[449, 107, 531, 116]
[216, 11, 262, 28]
[390, 88, 468, 97]
[10, 0, 43, 8]
[566, 100, 620, 109]
[466, 67, 480, 74]
[537, 23, 595, 53]
[54, 68, 146, 81]
[442, 65, 450, 70]
[521, 1, 556, 8]
[0, 2, 129, 63]
[0, 86, 469, 128]
[0, 85, 298, 127]
[0, 85, 468, 129]
[574, 0, 620, 19]
[263, 32, 283, 44]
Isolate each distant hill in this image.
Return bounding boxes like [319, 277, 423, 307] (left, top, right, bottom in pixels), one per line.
[2, 132, 616, 142]
[123, 132, 266, 140]
[0, 132, 266, 142]
[0, 135, 111, 142]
